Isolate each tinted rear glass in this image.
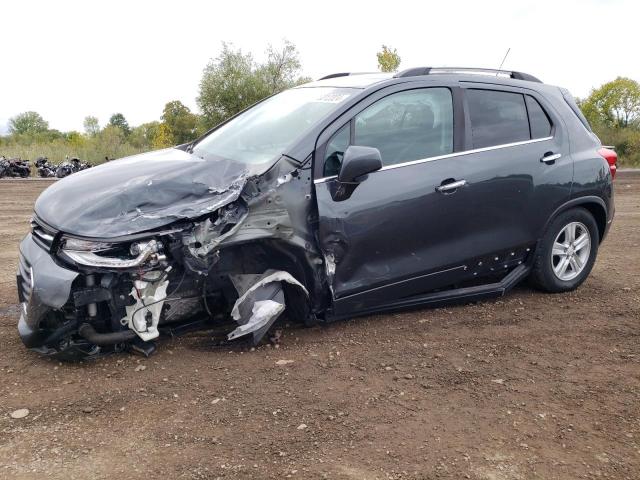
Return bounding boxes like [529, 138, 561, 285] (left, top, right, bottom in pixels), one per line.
[560, 88, 593, 132]
[525, 95, 552, 139]
[467, 89, 530, 149]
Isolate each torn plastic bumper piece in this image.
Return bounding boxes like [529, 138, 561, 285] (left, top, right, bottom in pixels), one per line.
[227, 270, 308, 345]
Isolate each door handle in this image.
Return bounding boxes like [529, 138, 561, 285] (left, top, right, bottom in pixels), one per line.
[540, 152, 561, 164]
[436, 179, 467, 193]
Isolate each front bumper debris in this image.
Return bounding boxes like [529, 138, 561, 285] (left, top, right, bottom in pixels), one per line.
[17, 233, 78, 349]
[17, 233, 313, 359]
[228, 270, 308, 343]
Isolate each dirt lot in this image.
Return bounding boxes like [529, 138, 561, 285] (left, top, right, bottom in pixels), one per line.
[0, 173, 639, 480]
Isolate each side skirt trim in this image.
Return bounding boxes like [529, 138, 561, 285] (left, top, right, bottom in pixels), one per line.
[325, 264, 531, 322]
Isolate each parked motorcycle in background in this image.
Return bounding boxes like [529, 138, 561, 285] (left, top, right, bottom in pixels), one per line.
[55, 157, 91, 178]
[35, 157, 57, 178]
[0, 156, 31, 178]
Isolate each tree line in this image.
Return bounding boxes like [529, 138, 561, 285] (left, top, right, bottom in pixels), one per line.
[1, 43, 638, 167]
[0, 40, 311, 164]
[577, 77, 640, 166]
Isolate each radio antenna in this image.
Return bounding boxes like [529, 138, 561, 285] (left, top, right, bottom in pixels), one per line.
[496, 47, 511, 76]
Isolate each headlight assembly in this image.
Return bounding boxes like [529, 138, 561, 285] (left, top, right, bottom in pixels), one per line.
[62, 237, 115, 252]
[60, 237, 164, 269]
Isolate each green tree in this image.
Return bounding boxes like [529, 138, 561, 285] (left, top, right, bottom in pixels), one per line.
[377, 45, 401, 73]
[197, 43, 263, 128]
[160, 101, 198, 145]
[258, 40, 310, 91]
[65, 131, 86, 149]
[152, 123, 174, 149]
[579, 77, 640, 128]
[129, 121, 160, 149]
[83, 116, 100, 136]
[8, 111, 49, 135]
[108, 113, 131, 136]
[197, 41, 308, 129]
[96, 125, 127, 158]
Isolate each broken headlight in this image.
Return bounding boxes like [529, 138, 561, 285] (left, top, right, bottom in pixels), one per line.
[62, 237, 115, 252]
[59, 236, 165, 269]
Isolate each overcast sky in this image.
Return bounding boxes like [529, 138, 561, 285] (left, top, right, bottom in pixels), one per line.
[1, 0, 638, 133]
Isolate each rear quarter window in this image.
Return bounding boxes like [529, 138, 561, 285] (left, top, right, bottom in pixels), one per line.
[560, 88, 593, 133]
[525, 95, 552, 139]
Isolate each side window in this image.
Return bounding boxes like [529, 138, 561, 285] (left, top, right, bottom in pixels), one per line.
[323, 123, 350, 177]
[526, 95, 552, 139]
[467, 89, 530, 149]
[353, 88, 453, 166]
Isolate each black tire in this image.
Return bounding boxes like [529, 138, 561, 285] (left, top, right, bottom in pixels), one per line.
[529, 207, 599, 293]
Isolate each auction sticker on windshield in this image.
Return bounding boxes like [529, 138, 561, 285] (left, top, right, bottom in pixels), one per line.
[313, 92, 352, 103]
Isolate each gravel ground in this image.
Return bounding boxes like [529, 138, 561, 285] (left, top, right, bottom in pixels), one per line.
[0, 173, 639, 480]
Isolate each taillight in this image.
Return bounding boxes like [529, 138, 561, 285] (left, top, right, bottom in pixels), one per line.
[598, 147, 617, 179]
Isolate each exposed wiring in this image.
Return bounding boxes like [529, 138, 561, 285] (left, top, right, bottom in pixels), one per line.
[202, 280, 214, 317]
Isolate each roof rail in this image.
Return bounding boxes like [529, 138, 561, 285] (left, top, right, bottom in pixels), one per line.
[394, 67, 542, 83]
[317, 72, 381, 81]
[318, 72, 351, 80]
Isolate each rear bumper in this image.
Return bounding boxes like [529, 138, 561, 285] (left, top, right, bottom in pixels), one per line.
[16, 234, 78, 348]
[602, 186, 615, 242]
[603, 206, 614, 241]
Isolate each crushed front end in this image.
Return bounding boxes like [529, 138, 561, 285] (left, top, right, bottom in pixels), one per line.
[18, 216, 214, 359]
[17, 159, 325, 360]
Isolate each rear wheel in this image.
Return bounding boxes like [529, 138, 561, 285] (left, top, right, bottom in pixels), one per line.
[529, 208, 599, 292]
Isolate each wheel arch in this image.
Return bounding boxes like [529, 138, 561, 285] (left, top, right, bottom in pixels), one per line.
[543, 196, 607, 241]
[216, 239, 328, 314]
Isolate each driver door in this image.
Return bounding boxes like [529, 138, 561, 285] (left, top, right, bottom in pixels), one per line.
[315, 85, 471, 316]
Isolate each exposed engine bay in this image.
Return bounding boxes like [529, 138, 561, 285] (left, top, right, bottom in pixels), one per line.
[17, 149, 326, 360]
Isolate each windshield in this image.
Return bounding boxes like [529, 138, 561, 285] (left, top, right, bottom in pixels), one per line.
[192, 87, 356, 164]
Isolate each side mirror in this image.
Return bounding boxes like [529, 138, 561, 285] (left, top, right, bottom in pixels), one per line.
[338, 146, 382, 183]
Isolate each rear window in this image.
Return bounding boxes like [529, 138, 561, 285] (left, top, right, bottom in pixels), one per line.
[467, 89, 530, 149]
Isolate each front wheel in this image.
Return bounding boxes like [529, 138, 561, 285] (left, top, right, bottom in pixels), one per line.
[529, 208, 599, 293]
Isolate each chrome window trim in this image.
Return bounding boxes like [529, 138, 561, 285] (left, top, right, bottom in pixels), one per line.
[313, 136, 553, 184]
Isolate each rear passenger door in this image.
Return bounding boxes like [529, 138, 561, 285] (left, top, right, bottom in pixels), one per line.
[459, 85, 572, 258]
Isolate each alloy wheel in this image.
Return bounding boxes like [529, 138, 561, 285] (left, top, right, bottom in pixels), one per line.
[551, 221, 591, 281]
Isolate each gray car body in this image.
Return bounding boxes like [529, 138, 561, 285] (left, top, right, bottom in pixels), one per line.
[309, 73, 613, 316]
[17, 71, 614, 352]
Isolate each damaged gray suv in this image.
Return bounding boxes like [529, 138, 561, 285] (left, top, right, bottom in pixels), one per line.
[17, 67, 616, 359]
